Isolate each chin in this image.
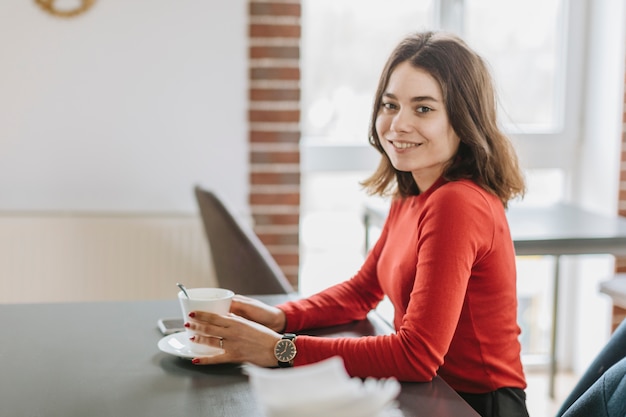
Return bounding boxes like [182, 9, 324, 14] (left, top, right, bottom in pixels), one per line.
[389, 162, 417, 173]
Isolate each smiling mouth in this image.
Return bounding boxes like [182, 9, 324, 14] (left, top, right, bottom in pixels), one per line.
[389, 140, 420, 150]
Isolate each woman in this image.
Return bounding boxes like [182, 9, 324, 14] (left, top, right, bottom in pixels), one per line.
[187, 31, 529, 417]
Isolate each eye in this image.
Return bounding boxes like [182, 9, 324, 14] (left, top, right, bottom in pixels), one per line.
[416, 106, 433, 113]
[381, 101, 397, 110]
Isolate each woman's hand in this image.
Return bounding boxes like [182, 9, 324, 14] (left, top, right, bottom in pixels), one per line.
[229, 294, 287, 332]
[186, 310, 281, 367]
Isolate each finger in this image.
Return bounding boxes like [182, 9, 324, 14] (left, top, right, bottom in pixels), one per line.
[191, 354, 230, 365]
[230, 296, 260, 315]
[230, 296, 269, 317]
[185, 319, 225, 338]
[188, 310, 231, 327]
[189, 336, 232, 365]
[190, 334, 224, 351]
[232, 294, 255, 303]
[190, 346, 230, 365]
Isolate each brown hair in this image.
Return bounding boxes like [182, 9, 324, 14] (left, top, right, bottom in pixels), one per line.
[361, 31, 525, 207]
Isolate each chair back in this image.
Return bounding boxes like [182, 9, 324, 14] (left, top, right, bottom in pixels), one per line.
[556, 318, 626, 416]
[194, 185, 295, 295]
[560, 356, 626, 417]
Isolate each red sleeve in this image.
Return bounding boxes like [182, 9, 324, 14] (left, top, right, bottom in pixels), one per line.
[278, 185, 496, 382]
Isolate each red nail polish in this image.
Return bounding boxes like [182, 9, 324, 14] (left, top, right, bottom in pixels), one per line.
[189, 336, 196, 341]
[192, 358, 200, 364]
[184, 322, 190, 328]
[188, 312, 196, 318]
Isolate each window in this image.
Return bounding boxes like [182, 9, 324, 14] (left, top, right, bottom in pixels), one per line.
[300, 1, 437, 296]
[460, 0, 585, 172]
[302, 1, 435, 145]
[464, 0, 566, 132]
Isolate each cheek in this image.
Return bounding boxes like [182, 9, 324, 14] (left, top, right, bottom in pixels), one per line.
[445, 128, 461, 153]
[430, 125, 459, 152]
[375, 115, 387, 137]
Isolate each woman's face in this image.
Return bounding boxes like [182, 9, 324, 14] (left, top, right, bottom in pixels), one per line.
[376, 62, 460, 192]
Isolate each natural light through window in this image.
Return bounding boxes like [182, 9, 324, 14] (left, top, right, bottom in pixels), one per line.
[464, 0, 566, 132]
[302, 0, 435, 144]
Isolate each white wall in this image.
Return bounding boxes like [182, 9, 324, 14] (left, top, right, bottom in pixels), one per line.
[574, 0, 625, 214]
[0, 0, 248, 214]
[565, 0, 626, 374]
[0, 213, 216, 304]
[0, 1, 247, 303]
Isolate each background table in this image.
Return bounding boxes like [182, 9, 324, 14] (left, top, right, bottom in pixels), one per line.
[363, 201, 626, 397]
[0, 296, 479, 417]
[508, 203, 626, 397]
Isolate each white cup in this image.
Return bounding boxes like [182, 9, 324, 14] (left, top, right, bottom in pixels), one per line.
[178, 287, 234, 355]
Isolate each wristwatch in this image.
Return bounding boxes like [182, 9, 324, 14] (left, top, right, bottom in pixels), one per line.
[274, 333, 297, 368]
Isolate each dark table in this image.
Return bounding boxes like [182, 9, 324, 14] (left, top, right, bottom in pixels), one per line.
[0, 296, 479, 417]
[363, 201, 626, 397]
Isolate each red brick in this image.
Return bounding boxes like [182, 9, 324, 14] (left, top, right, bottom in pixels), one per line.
[257, 232, 299, 246]
[250, 88, 300, 101]
[249, 109, 299, 123]
[251, 151, 299, 164]
[251, 172, 300, 185]
[285, 273, 299, 289]
[252, 213, 300, 226]
[250, 46, 299, 59]
[612, 306, 626, 332]
[250, 67, 300, 81]
[250, 131, 300, 143]
[250, 192, 300, 206]
[250, 3, 301, 17]
[250, 24, 300, 38]
[271, 253, 299, 267]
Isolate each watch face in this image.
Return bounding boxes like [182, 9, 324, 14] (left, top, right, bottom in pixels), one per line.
[274, 339, 297, 362]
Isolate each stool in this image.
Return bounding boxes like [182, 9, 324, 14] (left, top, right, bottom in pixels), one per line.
[599, 274, 626, 332]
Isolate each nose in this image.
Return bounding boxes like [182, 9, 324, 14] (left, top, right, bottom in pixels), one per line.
[389, 107, 412, 133]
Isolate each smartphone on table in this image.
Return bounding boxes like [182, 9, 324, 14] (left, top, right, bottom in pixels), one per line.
[157, 318, 185, 335]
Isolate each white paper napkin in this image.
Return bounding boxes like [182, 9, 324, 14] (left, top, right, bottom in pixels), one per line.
[243, 356, 402, 417]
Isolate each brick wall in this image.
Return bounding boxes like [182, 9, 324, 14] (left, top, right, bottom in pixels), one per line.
[613, 64, 626, 330]
[248, 0, 301, 288]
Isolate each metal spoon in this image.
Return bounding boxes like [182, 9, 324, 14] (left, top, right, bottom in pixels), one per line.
[177, 282, 190, 299]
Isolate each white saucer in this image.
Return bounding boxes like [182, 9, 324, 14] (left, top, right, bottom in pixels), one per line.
[157, 332, 224, 359]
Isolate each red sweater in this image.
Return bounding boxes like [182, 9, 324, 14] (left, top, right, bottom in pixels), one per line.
[278, 178, 526, 393]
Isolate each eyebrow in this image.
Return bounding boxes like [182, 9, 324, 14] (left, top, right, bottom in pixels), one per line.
[382, 92, 440, 103]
